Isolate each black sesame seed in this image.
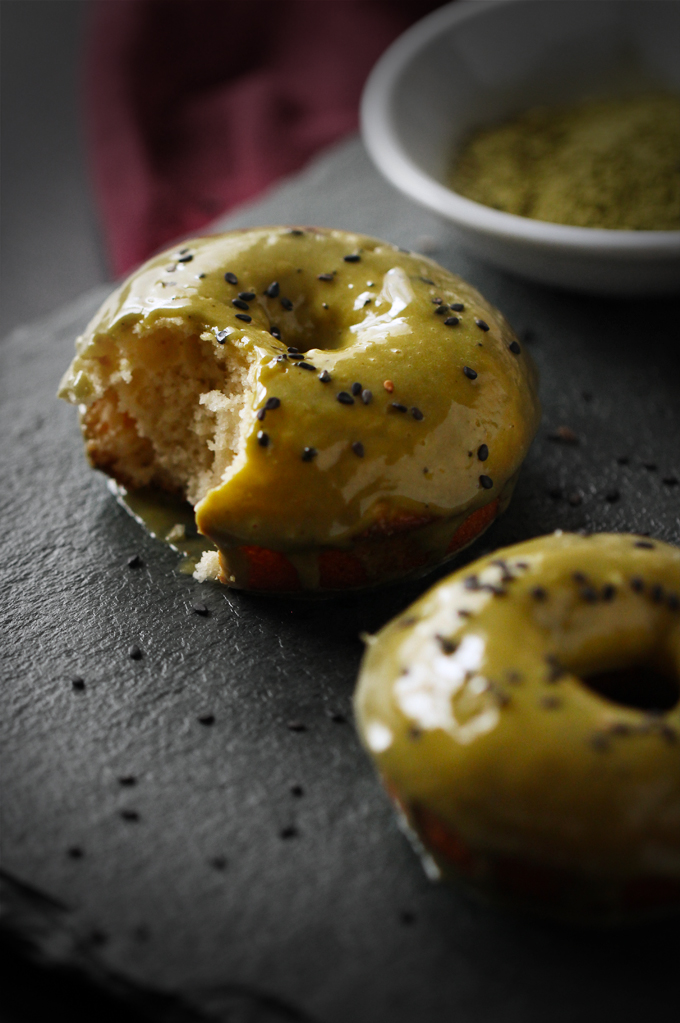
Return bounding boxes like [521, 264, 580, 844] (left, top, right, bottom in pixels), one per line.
[411, 407, 424, 421]
[71, 676, 85, 691]
[463, 366, 478, 380]
[531, 587, 547, 601]
[280, 297, 293, 311]
[361, 388, 372, 405]
[444, 316, 460, 326]
[288, 353, 304, 361]
[270, 326, 281, 340]
[337, 392, 354, 405]
[420, 277, 435, 285]
[215, 329, 229, 344]
[436, 635, 457, 654]
[617, 455, 630, 465]
[235, 313, 252, 323]
[318, 370, 332, 383]
[327, 710, 347, 723]
[450, 302, 464, 312]
[352, 441, 364, 457]
[475, 318, 490, 331]
[197, 273, 206, 279]
[209, 856, 227, 870]
[265, 397, 281, 410]
[644, 463, 657, 471]
[344, 253, 360, 262]
[630, 576, 645, 593]
[120, 810, 140, 823]
[290, 784, 304, 797]
[635, 541, 655, 549]
[280, 826, 298, 839]
[434, 305, 449, 315]
[128, 644, 142, 660]
[198, 714, 215, 726]
[580, 586, 598, 603]
[257, 431, 269, 447]
[317, 273, 334, 281]
[127, 553, 142, 568]
[224, 272, 238, 284]
[477, 444, 489, 461]
[287, 720, 307, 732]
[573, 572, 588, 584]
[432, 297, 443, 305]
[191, 602, 209, 616]
[663, 476, 679, 486]
[605, 489, 620, 503]
[668, 593, 679, 611]
[602, 584, 616, 601]
[509, 340, 521, 354]
[287, 346, 300, 353]
[298, 362, 316, 371]
[265, 281, 280, 298]
[118, 776, 136, 786]
[351, 382, 362, 396]
[464, 576, 480, 590]
[391, 402, 408, 413]
[400, 910, 416, 925]
[238, 291, 255, 301]
[479, 475, 493, 490]
[177, 253, 193, 263]
[301, 447, 317, 462]
[256, 408, 266, 421]
[651, 584, 664, 603]
[232, 298, 249, 310]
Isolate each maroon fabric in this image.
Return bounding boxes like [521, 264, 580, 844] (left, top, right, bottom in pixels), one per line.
[85, 0, 444, 276]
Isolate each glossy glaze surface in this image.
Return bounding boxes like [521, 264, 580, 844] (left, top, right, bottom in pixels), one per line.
[60, 227, 539, 588]
[355, 532, 680, 919]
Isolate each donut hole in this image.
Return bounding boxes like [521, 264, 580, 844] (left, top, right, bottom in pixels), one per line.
[581, 664, 679, 712]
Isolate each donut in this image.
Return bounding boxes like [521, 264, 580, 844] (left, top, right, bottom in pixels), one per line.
[58, 227, 540, 593]
[354, 532, 680, 922]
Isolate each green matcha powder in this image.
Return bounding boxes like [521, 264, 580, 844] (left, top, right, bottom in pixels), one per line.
[450, 93, 680, 230]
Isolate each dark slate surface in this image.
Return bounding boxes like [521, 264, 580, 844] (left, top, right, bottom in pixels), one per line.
[2, 139, 679, 1023]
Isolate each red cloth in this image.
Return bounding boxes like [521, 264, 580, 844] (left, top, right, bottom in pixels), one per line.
[85, 0, 444, 277]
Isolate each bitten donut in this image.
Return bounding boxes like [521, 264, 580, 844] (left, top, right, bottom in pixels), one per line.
[58, 227, 539, 593]
[355, 532, 680, 922]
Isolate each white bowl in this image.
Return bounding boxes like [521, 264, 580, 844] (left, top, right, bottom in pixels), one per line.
[361, 0, 680, 295]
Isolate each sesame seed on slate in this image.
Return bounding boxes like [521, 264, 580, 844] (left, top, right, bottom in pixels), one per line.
[215, 329, 228, 344]
[302, 447, 317, 462]
[344, 253, 360, 262]
[239, 291, 255, 301]
[270, 327, 281, 340]
[509, 341, 521, 354]
[475, 318, 490, 331]
[391, 402, 408, 413]
[351, 382, 362, 396]
[549, 426, 579, 444]
[280, 297, 293, 311]
[635, 541, 655, 549]
[198, 714, 215, 725]
[361, 389, 372, 404]
[232, 298, 249, 310]
[257, 431, 269, 447]
[120, 810, 140, 822]
[411, 407, 424, 420]
[531, 587, 547, 601]
[224, 272, 238, 284]
[663, 476, 679, 486]
[128, 644, 142, 660]
[644, 463, 657, 471]
[463, 366, 478, 380]
[192, 602, 209, 616]
[384, 380, 394, 392]
[235, 313, 252, 323]
[265, 281, 280, 298]
[287, 721, 307, 732]
[265, 397, 281, 410]
[298, 362, 316, 370]
[280, 826, 298, 839]
[127, 554, 142, 568]
[68, 846, 84, 859]
[547, 486, 563, 499]
[444, 316, 460, 327]
[617, 455, 629, 465]
[400, 910, 416, 925]
[337, 391, 354, 405]
[352, 442, 365, 457]
[318, 370, 331, 383]
[177, 254, 193, 263]
[479, 475, 493, 490]
[317, 273, 334, 281]
[477, 444, 489, 461]
[119, 776, 136, 786]
[450, 302, 464, 312]
[256, 409, 266, 421]
[209, 856, 227, 870]
[71, 676, 85, 691]
[290, 784, 304, 797]
[605, 489, 620, 503]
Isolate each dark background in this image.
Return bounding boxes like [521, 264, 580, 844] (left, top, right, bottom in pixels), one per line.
[0, 0, 108, 339]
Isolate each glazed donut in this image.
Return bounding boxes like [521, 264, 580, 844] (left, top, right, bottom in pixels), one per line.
[355, 532, 680, 922]
[58, 227, 539, 593]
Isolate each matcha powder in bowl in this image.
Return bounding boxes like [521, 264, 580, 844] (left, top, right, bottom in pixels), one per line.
[450, 93, 680, 231]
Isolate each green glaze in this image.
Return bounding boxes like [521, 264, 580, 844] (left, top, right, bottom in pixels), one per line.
[60, 227, 539, 583]
[355, 532, 680, 920]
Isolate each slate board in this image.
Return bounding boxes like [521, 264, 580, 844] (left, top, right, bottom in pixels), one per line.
[2, 137, 680, 1023]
